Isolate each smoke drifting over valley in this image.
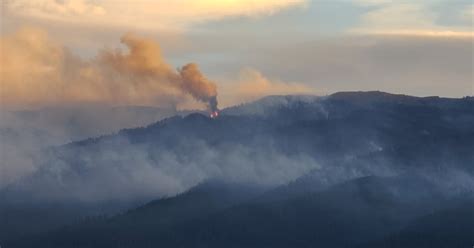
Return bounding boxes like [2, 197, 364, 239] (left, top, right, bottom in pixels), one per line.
[0, 27, 315, 189]
[3, 93, 473, 203]
[0, 28, 221, 187]
[0, 27, 218, 111]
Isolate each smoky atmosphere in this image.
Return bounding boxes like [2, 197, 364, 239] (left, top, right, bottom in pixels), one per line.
[1, 1, 473, 248]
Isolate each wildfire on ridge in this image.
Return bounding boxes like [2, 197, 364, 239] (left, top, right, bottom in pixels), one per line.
[210, 111, 219, 118]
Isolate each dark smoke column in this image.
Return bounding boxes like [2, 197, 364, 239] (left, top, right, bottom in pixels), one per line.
[208, 96, 218, 112]
[179, 63, 218, 112]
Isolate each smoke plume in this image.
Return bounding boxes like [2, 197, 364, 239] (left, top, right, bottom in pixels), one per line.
[179, 63, 218, 111]
[102, 33, 219, 111]
[0, 28, 218, 111]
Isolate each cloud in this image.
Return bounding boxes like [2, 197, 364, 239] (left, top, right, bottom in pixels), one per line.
[462, 4, 474, 22]
[0, 27, 218, 110]
[219, 68, 314, 107]
[5, 0, 307, 31]
[351, 1, 473, 37]
[352, 0, 391, 5]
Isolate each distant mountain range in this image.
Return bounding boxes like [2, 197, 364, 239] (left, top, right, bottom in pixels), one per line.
[2, 91, 473, 247]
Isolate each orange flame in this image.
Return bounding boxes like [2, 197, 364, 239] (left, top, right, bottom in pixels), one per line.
[210, 111, 219, 118]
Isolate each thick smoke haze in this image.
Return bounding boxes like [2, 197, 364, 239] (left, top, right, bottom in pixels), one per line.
[0, 27, 314, 189]
[1, 27, 221, 187]
[0, 106, 181, 187]
[0, 27, 218, 111]
[6, 93, 473, 204]
[15, 134, 321, 202]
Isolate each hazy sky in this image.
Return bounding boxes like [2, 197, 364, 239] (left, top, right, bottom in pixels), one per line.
[1, 0, 473, 109]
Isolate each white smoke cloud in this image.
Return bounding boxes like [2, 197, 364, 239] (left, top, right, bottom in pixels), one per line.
[219, 68, 315, 107]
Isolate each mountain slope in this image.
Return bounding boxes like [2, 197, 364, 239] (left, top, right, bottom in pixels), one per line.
[2, 91, 473, 245]
[4, 180, 265, 248]
[361, 200, 474, 248]
[7, 174, 469, 248]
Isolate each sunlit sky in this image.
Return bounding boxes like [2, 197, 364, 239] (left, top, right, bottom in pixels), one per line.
[1, 0, 473, 109]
